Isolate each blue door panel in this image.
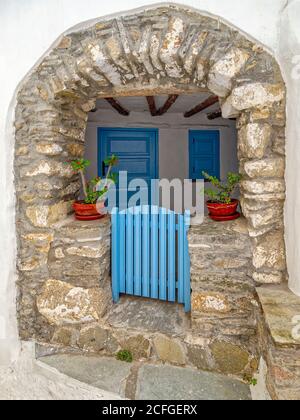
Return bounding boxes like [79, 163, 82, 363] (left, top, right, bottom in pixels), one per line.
[98, 128, 158, 206]
[115, 159, 150, 176]
[192, 139, 216, 155]
[193, 158, 216, 174]
[110, 140, 148, 154]
[189, 130, 220, 180]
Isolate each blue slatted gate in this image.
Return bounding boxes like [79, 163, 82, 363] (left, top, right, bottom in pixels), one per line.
[111, 206, 191, 312]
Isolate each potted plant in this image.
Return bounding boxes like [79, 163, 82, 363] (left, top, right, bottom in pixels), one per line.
[202, 171, 242, 221]
[69, 155, 118, 220]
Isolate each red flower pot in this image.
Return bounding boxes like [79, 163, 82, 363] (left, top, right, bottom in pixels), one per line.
[72, 201, 106, 221]
[206, 199, 239, 217]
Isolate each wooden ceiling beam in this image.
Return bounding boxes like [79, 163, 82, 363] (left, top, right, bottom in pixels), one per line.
[156, 94, 179, 116]
[104, 97, 130, 116]
[146, 96, 158, 116]
[207, 109, 222, 120]
[184, 95, 219, 118]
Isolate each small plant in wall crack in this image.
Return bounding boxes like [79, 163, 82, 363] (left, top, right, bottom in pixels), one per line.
[116, 349, 133, 363]
[243, 373, 258, 386]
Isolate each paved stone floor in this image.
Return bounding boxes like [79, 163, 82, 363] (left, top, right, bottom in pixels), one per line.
[40, 354, 251, 400]
[0, 344, 120, 401]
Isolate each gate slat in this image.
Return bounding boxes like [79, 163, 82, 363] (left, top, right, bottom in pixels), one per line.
[151, 206, 159, 299]
[142, 206, 150, 297]
[119, 211, 126, 294]
[178, 214, 184, 303]
[184, 210, 191, 312]
[126, 208, 134, 295]
[134, 207, 142, 296]
[168, 210, 176, 302]
[112, 208, 120, 303]
[159, 208, 167, 300]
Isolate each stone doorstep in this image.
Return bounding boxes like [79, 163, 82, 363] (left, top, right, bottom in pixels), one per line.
[39, 354, 252, 400]
[104, 295, 190, 337]
[41, 328, 257, 379]
[43, 295, 257, 379]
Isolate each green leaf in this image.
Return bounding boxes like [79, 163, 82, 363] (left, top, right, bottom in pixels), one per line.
[104, 154, 119, 167]
[202, 171, 242, 203]
[69, 158, 90, 172]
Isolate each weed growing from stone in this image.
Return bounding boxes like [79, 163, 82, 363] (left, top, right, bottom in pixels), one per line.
[116, 350, 133, 363]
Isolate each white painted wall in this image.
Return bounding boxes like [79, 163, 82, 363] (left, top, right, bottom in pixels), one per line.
[279, 0, 300, 296]
[85, 109, 238, 182]
[0, 0, 298, 368]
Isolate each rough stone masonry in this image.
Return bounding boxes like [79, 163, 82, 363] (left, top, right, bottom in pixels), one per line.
[37, 217, 258, 379]
[14, 4, 287, 388]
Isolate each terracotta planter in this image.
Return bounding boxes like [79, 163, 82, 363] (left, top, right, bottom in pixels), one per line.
[206, 199, 239, 217]
[72, 201, 106, 221]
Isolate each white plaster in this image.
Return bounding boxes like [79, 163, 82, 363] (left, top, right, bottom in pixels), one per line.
[0, 342, 121, 400]
[251, 357, 272, 401]
[280, 0, 300, 297]
[0, 0, 298, 397]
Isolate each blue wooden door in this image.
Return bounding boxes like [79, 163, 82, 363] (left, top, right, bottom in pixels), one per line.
[112, 206, 191, 312]
[98, 128, 158, 207]
[189, 130, 220, 180]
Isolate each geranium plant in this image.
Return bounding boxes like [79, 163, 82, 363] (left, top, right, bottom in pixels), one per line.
[67, 155, 119, 221]
[202, 171, 242, 204]
[70, 155, 119, 204]
[202, 171, 242, 221]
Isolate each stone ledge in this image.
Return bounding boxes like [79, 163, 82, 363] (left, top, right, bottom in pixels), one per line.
[257, 284, 300, 348]
[189, 216, 249, 236]
[54, 215, 110, 229]
[53, 215, 111, 241]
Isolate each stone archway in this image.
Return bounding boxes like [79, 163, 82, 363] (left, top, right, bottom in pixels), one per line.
[15, 5, 286, 345]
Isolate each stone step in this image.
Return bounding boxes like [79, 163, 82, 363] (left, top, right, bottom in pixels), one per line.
[105, 295, 190, 337]
[43, 295, 257, 379]
[39, 354, 252, 400]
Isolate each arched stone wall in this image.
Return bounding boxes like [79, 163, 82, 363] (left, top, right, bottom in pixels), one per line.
[14, 5, 286, 341]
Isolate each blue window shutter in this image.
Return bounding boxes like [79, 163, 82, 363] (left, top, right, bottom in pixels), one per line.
[189, 130, 220, 180]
